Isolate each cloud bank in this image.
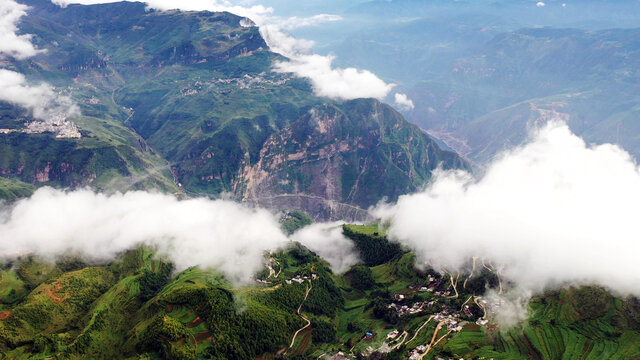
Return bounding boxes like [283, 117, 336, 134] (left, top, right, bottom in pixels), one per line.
[374, 121, 640, 297]
[0, 188, 289, 282]
[273, 54, 395, 100]
[291, 222, 361, 274]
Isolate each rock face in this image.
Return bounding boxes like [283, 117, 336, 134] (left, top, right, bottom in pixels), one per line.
[236, 99, 468, 220]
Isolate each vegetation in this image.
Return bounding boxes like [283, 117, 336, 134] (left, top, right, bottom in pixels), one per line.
[345, 266, 376, 291]
[1, 239, 639, 359]
[281, 210, 314, 235]
[343, 224, 403, 266]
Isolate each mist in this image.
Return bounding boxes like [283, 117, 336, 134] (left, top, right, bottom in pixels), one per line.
[291, 222, 361, 274]
[0, 69, 79, 123]
[0, 188, 289, 283]
[373, 121, 640, 298]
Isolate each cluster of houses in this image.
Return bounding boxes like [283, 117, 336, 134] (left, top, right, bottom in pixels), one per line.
[211, 73, 290, 90]
[434, 312, 466, 332]
[407, 345, 427, 359]
[285, 273, 318, 285]
[388, 300, 434, 316]
[255, 273, 318, 286]
[408, 279, 452, 296]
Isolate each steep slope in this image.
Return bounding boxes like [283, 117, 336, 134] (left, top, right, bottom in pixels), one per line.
[239, 99, 466, 220]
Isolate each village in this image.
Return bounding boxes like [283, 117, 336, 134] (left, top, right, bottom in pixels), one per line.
[255, 253, 504, 360]
[358, 271, 502, 360]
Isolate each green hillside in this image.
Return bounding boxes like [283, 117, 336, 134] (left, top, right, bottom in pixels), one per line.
[2, 226, 639, 359]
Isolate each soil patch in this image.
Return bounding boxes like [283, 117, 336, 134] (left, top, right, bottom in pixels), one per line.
[187, 316, 205, 328]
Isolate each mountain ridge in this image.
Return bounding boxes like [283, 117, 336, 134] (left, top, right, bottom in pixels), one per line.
[0, 0, 468, 219]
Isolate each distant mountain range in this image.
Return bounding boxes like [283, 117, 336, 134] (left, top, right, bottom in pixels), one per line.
[286, 0, 640, 165]
[0, 0, 467, 220]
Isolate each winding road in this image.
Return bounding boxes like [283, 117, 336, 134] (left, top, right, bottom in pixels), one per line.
[287, 280, 313, 351]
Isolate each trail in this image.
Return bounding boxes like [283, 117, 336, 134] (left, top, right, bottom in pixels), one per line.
[388, 331, 408, 351]
[406, 315, 434, 346]
[418, 321, 453, 359]
[422, 329, 453, 359]
[273, 258, 282, 278]
[463, 257, 478, 289]
[474, 296, 487, 319]
[445, 271, 459, 299]
[460, 296, 473, 311]
[482, 260, 503, 294]
[287, 280, 313, 351]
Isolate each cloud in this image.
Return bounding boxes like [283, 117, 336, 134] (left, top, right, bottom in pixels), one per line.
[274, 54, 395, 100]
[274, 14, 343, 31]
[291, 222, 361, 274]
[52, 0, 393, 101]
[482, 289, 531, 327]
[0, 69, 79, 121]
[394, 93, 415, 111]
[0, 0, 43, 59]
[373, 121, 640, 298]
[0, 188, 289, 283]
[536, 2, 546, 7]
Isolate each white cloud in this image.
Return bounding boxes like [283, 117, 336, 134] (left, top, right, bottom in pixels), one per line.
[291, 222, 361, 274]
[394, 93, 415, 111]
[0, 69, 79, 122]
[0, 0, 43, 59]
[274, 14, 343, 31]
[52, 0, 393, 101]
[536, 2, 546, 7]
[274, 54, 395, 100]
[373, 121, 640, 298]
[0, 188, 289, 283]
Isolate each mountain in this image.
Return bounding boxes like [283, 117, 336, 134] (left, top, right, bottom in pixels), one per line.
[2, 225, 640, 359]
[405, 27, 640, 163]
[0, 0, 467, 220]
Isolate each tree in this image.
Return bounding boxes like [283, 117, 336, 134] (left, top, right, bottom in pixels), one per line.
[345, 266, 376, 291]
